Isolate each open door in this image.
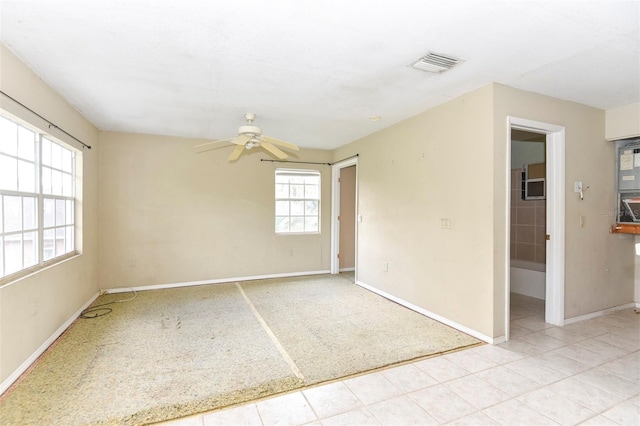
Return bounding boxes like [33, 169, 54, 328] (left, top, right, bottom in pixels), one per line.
[339, 165, 356, 272]
[331, 157, 358, 276]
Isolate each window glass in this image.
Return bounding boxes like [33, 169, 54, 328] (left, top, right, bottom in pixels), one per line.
[18, 160, 35, 192]
[0, 114, 78, 279]
[51, 142, 62, 170]
[41, 138, 51, 166]
[43, 198, 55, 227]
[0, 117, 17, 156]
[65, 226, 74, 252]
[4, 233, 22, 274]
[23, 197, 36, 230]
[43, 229, 55, 261]
[62, 149, 72, 173]
[23, 231, 37, 268]
[274, 169, 320, 234]
[4, 196, 22, 232]
[66, 199, 74, 224]
[0, 154, 17, 191]
[55, 199, 65, 226]
[17, 127, 35, 160]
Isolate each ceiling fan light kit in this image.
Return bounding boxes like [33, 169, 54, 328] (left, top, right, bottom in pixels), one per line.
[193, 113, 299, 161]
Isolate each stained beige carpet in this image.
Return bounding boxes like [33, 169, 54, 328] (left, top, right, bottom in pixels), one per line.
[0, 274, 480, 425]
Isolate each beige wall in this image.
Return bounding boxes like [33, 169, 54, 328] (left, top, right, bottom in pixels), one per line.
[0, 44, 100, 384]
[493, 83, 634, 328]
[339, 165, 356, 269]
[98, 132, 332, 289]
[333, 85, 497, 338]
[333, 83, 635, 340]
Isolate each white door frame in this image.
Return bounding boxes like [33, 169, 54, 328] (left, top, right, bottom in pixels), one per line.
[331, 157, 358, 275]
[506, 117, 565, 340]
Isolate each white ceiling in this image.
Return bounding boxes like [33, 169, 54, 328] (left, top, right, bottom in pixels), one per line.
[1, 0, 638, 150]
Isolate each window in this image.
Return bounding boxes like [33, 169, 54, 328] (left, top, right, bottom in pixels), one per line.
[275, 169, 320, 234]
[0, 114, 77, 280]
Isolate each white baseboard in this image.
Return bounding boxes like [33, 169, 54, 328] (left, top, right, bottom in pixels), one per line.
[339, 267, 355, 272]
[355, 280, 496, 344]
[1, 292, 100, 396]
[564, 302, 636, 325]
[105, 270, 332, 294]
[492, 335, 507, 345]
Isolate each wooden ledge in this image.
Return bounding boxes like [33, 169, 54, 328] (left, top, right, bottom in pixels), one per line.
[610, 223, 640, 234]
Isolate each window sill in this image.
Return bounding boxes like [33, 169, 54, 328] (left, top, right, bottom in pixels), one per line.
[275, 232, 321, 236]
[0, 251, 80, 288]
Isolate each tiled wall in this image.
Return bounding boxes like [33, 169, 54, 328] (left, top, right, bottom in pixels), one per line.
[511, 169, 546, 263]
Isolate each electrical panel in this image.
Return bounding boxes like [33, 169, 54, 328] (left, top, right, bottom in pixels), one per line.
[616, 138, 640, 223]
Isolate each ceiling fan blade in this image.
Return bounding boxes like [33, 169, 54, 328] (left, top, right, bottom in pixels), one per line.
[193, 139, 232, 153]
[228, 144, 245, 161]
[261, 142, 288, 160]
[262, 136, 299, 151]
[231, 134, 251, 145]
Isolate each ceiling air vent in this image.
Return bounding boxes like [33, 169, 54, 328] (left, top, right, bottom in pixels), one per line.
[411, 52, 462, 73]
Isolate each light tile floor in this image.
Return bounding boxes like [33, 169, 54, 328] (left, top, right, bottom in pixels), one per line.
[161, 294, 639, 425]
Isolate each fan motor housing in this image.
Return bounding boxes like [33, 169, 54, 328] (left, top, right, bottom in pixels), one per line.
[239, 125, 262, 136]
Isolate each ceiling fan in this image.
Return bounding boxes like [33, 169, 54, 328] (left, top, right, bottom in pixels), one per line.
[194, 113, 299, 161]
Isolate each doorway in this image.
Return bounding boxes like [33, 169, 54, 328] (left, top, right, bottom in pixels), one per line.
[506, 117, 565, 341]
[509, 129, 547, 335]
[330, 157, 358, 277]
[338, 165, 356, 272]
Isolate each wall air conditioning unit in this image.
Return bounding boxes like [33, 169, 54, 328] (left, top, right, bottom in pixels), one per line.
[523, 163, 545, 200]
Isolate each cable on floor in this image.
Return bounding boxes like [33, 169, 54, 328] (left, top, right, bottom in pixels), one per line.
[80, 288, 137, 319]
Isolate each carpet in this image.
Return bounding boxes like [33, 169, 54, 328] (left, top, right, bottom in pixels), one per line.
[0, 274, 480, 425]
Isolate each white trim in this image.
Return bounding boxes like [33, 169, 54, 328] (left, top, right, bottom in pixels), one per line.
[507, 117, 566, 339]
[505, 127, 512, 341]
[355, 280, 497, 344]
[564, 303, 636, 325]
[545, 128, 566, 326]
[104, 270, 332, 294]
[0, 291, 100, 395]
[330, 157, 358, 276]
[492, 336, 507, 345]
[339, 267, 355, 272]
[636, 302, 640, 309]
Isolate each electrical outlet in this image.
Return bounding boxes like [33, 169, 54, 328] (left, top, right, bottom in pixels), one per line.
[440, 218, 453, 229]
[287, 248, 293, 256]
[383, 261, 388, 272]
[31, 301, 38, 316]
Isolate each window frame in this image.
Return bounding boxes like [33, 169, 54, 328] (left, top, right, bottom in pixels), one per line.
[0, 112, 79, 284]
[274, 168, 321, 235]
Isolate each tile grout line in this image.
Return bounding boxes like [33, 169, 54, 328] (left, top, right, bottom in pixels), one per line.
[235, 282, 305, 380]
